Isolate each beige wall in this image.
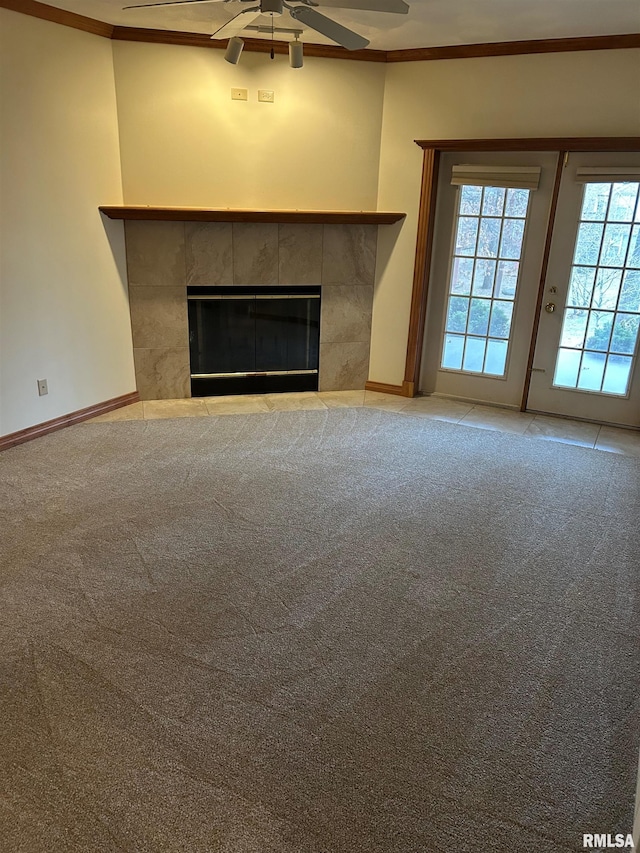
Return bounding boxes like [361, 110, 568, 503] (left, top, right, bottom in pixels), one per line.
[112, 42, 386, 210]
[0, 10, 135, 436]
[371, 49, 640, 387]
[2, 18, 638, 435]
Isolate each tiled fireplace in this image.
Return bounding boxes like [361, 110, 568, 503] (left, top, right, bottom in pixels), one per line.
[124, 221, 378, 400]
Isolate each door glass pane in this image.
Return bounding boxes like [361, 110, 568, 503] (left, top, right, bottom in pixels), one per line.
[451, 257, 474, 294]
[440, 185, 531, 377]
[577, 351, 607, 391]
[560, 309, 588, 349]
[460, 185, 482, 215]
[468, 298, 491, 335]
[567, 266, 596, 307]
[581, 183, 610, 221]
[573, 222, 604, 265]
[608, 183, 638, 222]
[463, 337, 487, 371]
[446, 296, 469, 332]
[455, 217, 479, 255]
[555, 349, 582, 387]
[442, 334, 464, 369]
[485, 339, 509, 375]
[552, 181, 640, 396]
[602, 355, 633, 394]
[619, 270, 640, 311]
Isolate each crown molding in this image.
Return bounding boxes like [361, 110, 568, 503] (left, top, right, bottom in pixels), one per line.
[1, 0, 639, 62]
[0, 0, 113, 36]
[386, 32, 640, 62]
[110, 27, 387, 61]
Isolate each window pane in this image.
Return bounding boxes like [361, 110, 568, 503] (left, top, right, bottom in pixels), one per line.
[446, 296, 470, 333]
[581, 183, 611, 221]
[477, 217, 501, 258]
[585, 311, 614, 351]
[482, 187, 505, 216]
[609, 314, 640, 355]
[442, 334, 464, 370]
[608, 183, 638, 223]
[567, 266, 596, 308]
[607, 183, 638, 222]
[451, 257, 474, 295]
[489, 301, 513, 338]
[455, 217, 479, 256]
[602, 355, 633, 395]
[554, 349, 582, 388]
[600, 223, 631, 267]
[560, 309, 589, 349]
[592, 268, 622, 310]
[472, 259, 496, 296]
[505, 188, 529, 218]
[463, 337, 486, 372]
[468, 298, 490, 335]
[619, 270, 640, 312]
[460, 185, 482, 215]
[577, 351, 606, 391]
[495, 261, 519, 299]
[628, 225, 640, 268]
[573, 222, 604, 266]
[484, 339, 508, 375]
[499, 219, 525, 260]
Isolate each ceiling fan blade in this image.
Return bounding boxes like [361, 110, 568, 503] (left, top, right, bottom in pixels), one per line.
[124, 0, 222, 9]
[318, 0, 409, 13]
[289, 6, 369, 50]
[211, 8, 261, 38]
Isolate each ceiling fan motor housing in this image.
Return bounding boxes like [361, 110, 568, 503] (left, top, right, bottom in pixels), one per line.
[261, 0, 284, 16]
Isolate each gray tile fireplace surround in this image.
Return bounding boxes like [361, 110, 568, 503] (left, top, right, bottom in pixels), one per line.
[124, 221, 378, 400]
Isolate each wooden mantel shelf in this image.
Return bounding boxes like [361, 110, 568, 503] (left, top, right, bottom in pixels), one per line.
[99, 206, 406, 225]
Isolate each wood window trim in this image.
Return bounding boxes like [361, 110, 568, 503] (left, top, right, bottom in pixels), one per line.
[404, 137, 640, 403]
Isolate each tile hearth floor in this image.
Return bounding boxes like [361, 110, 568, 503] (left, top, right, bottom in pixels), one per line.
[87, 391, 640, 458]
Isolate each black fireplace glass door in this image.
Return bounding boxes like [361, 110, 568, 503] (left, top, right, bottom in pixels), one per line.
[189, 298, 255, 375]
[188, 287, 320, 395]
[254, 296, 320, 372]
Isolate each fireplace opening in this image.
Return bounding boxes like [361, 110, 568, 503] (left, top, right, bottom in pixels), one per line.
[188, 286, 321, 396]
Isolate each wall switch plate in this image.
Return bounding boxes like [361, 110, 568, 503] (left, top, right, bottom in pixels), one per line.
[37, 379, 48, 396]
[231, 88, 248, 101]
[258, 90, 274, 103]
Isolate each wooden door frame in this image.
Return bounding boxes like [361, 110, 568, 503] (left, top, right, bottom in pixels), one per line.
[404, 137, 640, 409]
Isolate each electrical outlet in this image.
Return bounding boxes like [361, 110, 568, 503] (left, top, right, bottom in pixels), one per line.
[37, 379, 48, 396]
[258, 89, 274, 103]
[231, 88, 248, 101]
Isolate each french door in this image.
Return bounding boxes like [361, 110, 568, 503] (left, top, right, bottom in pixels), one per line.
[421, 150, 640, 428]
[527, 153, 640, 427]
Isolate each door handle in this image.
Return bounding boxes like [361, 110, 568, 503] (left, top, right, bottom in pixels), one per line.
[544, 302, 556, 313]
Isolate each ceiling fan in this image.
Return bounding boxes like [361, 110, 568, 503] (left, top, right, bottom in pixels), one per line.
[123, 0, 410, 51]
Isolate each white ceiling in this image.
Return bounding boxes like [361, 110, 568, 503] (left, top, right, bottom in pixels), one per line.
[44, 0, 640, 50]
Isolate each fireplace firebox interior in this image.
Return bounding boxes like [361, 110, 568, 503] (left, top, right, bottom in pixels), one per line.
[188, 286, 321, 396]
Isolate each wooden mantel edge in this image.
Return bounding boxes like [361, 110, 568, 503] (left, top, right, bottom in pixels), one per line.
[99, 206, 406, 225]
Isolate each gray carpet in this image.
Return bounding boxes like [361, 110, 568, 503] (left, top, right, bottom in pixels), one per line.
[0, 407, 638, 853]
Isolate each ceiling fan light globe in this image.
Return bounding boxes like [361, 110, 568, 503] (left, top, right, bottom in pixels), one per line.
[289, 40, 304, 67]
[224, 36, 244, 63]
[261, 0, 284, 15]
